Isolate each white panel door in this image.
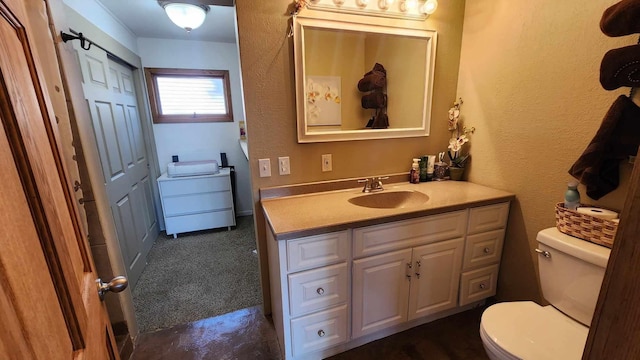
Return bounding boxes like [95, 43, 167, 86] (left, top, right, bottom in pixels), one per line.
[74, 44, 157, 288]
[352, 249, 412, 339]
[408, 238, 464, 321]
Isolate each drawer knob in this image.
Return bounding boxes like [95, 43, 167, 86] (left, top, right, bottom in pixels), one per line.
[318, 329, 325, 337]
[316, 287, 325, 295]
[483, 247, 491, 254]
[479, 283, 486, 290]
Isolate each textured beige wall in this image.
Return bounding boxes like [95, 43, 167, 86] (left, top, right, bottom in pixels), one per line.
[236, 0, 467, 309]
[458, 0, 637, 302]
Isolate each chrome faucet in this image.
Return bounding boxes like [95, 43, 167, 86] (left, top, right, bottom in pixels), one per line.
[358, 176, 389, 193]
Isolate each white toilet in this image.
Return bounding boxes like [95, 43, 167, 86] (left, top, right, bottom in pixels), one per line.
[480, 227, 611, 360]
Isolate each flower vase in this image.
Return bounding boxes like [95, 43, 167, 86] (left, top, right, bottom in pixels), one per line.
[449, 166, 464, 181]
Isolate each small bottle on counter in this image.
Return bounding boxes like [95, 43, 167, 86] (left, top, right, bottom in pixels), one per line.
[410, 158, 420, 184]
[419, 155, 428, 182]
[564, 181, 581, 210]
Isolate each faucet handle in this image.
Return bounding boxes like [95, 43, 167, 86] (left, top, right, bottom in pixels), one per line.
[358, 178, 372, 192]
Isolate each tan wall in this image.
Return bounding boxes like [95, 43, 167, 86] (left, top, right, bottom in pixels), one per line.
[236, 0, 466, 310]
[458, 0, 638, 302]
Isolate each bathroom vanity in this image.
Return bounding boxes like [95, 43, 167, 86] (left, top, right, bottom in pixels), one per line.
[262, 180, 514, 359]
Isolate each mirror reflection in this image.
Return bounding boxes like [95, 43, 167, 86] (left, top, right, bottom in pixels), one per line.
[295, 17, 437, 142]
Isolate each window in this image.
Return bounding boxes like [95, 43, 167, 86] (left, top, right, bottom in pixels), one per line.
[144, 68, 233, 123]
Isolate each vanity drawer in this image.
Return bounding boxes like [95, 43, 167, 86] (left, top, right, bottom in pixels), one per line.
[290, 305, 348, 357]
[162, 191, 232, 216]
[288, 263, 348, 317]
[159, 175, 230, 197]
[287, 231, 350, 273]
[462, 229, 505, 271]
[459, 264, 499, 306]
[353, 210, 467, 258]
[467, 203, 509, 234]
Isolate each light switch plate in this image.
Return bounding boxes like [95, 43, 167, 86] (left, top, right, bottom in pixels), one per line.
[278, 156, 290, 175]
[322, 154, 332, 172]
[258, 158, 271, 177]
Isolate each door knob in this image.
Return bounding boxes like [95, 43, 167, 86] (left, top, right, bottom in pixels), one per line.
[96, 276, 128, 300]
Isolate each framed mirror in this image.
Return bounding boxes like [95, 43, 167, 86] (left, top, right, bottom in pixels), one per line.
[294, 16, 437, 143]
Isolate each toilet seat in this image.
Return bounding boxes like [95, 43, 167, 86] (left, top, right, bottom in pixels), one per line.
[480, 301, 589, 360]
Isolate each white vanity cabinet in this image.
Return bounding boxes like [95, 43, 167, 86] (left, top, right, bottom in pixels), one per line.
[267, 230, 351, 359]
[157, 169, 235, 238]
[351, 211, 467, 338]
[458, 202, 509, 305]
[265, 201, 510, 359]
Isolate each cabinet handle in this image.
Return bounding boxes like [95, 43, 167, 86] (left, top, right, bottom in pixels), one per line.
[316, 287, 325, 295]
[415, 260, 421, 279]
[406, 262, 412, 280]
[479, 283, 486, 290]
[483, 247, 491, 254]
[318, 329, 325, 337]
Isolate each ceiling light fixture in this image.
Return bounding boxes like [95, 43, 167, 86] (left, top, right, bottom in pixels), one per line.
[159, 1, 209, 33]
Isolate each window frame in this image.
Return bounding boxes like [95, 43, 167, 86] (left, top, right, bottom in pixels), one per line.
[144, 67, 234, 124]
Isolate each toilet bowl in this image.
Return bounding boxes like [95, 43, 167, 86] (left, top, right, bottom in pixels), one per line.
[480, 302, 588, 360]
[480, 228, 610, 360]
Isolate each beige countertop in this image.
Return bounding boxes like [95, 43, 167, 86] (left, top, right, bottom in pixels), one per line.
[262, 181, 515, 240]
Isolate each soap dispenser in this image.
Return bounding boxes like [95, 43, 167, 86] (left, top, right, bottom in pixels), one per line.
[410, 158, 420, 184]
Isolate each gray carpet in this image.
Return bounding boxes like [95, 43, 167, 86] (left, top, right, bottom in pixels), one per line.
[132, 216, 262, 333]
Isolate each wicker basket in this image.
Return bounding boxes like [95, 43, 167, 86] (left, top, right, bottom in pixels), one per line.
[554, 202, 618, 248]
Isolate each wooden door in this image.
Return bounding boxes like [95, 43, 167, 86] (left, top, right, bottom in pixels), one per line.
[0, 0, 116, 358]
[408, 238, 463, 321]
[352, 249, 412, 339]
[73, 43, 157, 288]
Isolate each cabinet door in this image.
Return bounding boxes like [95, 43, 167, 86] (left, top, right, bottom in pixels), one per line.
[408, 238, 464, 321]
[352, 249, 412, 339]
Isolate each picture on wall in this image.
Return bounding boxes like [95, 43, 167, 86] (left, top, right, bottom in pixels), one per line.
[306, 76, 342, 126]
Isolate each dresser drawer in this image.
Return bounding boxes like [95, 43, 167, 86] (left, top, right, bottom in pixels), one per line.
[159, 175, 230, 196]
[164, 210, 235, 235]
[288, 263, 348, 317]
[462, 229, 505, 271]
[162, 191, 232, 216]
[287, 231, 350, 273]
[459, 264, 499, 306]
[353, 210, 467, 258]
[467, 203, 509, 234]
[291, 305, 348, 357]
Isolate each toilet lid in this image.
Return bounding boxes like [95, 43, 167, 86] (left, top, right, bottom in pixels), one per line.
[481, 301, 589, 360]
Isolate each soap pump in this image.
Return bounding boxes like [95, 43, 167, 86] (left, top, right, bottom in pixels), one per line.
[410, 158, 420, 184]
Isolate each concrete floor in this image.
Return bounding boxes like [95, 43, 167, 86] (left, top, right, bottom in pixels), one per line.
[130, 305, 489, 360]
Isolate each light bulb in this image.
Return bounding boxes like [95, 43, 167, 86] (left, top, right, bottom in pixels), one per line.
[400, 0, 418, 12]
[421, 0, 438, 15]
[378, 0, 395, 10]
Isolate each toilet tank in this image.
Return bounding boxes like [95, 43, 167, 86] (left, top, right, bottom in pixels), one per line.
[536, 228, 611, 326]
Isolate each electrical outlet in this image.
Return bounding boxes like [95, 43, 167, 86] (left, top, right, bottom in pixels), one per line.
[322, 154, 332, 172]
[278, 156, 290, 175]
[258, 158, 271, 177]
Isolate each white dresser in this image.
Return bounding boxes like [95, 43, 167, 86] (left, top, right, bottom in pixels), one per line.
[157, 169, 236, 238]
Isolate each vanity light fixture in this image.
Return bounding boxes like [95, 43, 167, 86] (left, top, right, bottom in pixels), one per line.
[159, 1, 209, 33]
[305, 0, 434, 19]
